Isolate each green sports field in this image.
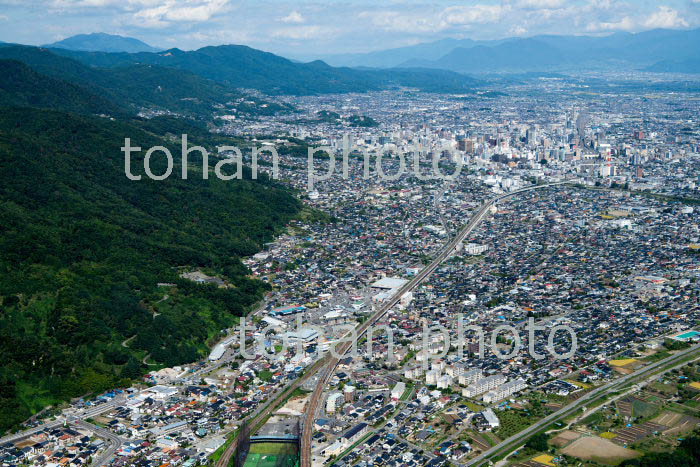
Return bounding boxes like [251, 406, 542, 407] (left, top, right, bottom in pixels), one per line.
[243, 442, 299, 467]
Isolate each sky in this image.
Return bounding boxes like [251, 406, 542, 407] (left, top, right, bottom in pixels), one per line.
[1, 0, 700, 58]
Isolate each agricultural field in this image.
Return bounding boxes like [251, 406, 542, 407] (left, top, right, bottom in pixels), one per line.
[541, 361, 700, 466]
[560, 436, 640, 464]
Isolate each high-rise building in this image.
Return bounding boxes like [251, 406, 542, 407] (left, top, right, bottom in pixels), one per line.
[344, 385, 356, 403]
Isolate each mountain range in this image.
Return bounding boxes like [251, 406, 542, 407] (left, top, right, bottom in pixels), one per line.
[43, 32, 160, 53]
[28, 28, 700, 79]
[316, 28, 700, 74]
[45, 44, 479, 95]
[313, 37, 507, 68]
[0, 44, 244, 116]
[0, 59, 126, 116]
[0, 33, 481, 96]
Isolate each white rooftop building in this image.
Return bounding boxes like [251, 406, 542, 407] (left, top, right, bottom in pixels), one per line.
[391, 382, 406, 400]
[371, 277, 408, 289]
[462, 374, 507, 398]
[482, 379, 527, 403]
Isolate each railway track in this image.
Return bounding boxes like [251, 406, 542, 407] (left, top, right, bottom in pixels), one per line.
[299, 182, 569, 467]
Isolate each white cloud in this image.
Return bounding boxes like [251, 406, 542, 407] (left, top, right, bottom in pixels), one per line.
[642, 6, 688, 29]
[48, 0, 232, 26]
[358, 10, 435, 33]
[514, 0, 565, 9]
[280, 11, 304, 24]
[0, 14, 7, 20]
[440, 5, 505, 27]
[585, 16, 635, 32]
[132, 0, 230, 27]
[272, 25, 334, 40]
[50, 0, 106, 7]
[360, 4, 505, 34]
[50, 0, 169, 7]
[182, 29, 252, 45]
[510, 25, 528, 36]
[585, 5, 689, 33]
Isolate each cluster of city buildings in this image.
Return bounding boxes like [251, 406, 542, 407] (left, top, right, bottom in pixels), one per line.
[3, 77, 699, 466]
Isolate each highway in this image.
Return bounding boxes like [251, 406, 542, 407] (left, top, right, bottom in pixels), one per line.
[466, 342, 700, 466]
[299, 181, 569, 467]
[0, 421, 65, 445]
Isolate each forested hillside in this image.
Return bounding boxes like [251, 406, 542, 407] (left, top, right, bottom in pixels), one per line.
[0, 107, 300, 432]
[0, 59, 126, 116]
[45, 44, 480, 95]
[0, 45, 243, 116]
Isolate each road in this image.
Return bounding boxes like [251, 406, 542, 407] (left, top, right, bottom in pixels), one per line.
[73, 419, 126, 466]
[0, 395, 129, 466]
[0, 421, 65, 445]
[300, 182, 570, 467]
[214, 183, 564, 467]
[0, 393, 126, 443]
[0, 283, 274, 466]
[434, 182, 452, 239]
[466, 342, 700, 466]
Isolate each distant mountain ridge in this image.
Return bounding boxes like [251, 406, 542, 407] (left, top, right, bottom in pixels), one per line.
[0, 44, 241, 116]
[314, 28, 700, 74]
[312, 38, 504, 68]
[44, 43, 480, 95]
[645, 59, 700, 74]
[43, 32, 160, 53]
[404, 38, 569, 73]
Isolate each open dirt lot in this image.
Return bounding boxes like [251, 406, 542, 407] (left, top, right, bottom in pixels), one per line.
[278, 394, 309, 414]
[550, 430, 581, 448]
[561, 436, 640, 465]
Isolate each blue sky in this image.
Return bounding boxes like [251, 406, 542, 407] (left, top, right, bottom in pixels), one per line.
[1, 0, 699, 57]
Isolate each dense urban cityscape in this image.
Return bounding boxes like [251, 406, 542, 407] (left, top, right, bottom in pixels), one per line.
[2, 2, 700, 467]
[2, 73, 700, 467]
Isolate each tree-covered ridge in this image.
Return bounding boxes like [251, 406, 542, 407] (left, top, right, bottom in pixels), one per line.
[0, 44, 294, 118]
[45, 44, 480, 95]
[0, 107, 301, 433]
[0, 59, 126, 116]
